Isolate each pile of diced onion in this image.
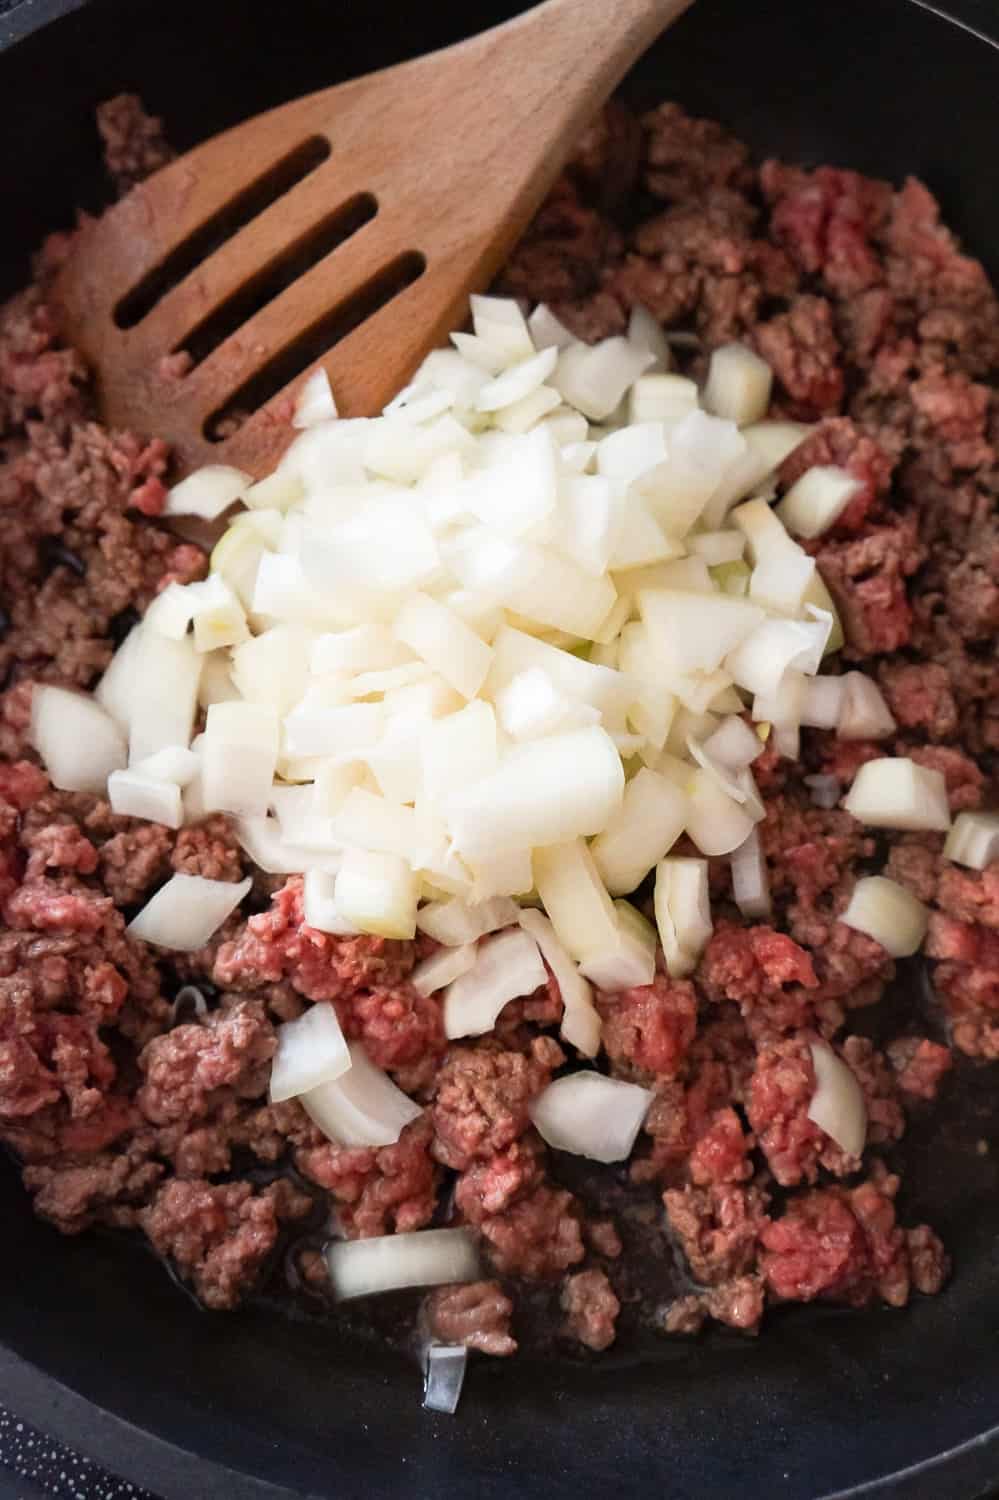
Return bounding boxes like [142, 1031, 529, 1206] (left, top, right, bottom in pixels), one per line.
[29, 296, 999, 1309]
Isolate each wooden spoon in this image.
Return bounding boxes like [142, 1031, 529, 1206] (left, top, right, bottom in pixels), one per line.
[55, 0, 692, 477]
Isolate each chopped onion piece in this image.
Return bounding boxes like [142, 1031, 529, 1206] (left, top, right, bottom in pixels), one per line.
[944, 810, 999, 871]
[655, 857, 712, 979]
[293, 367, 338, 428]
[421, 701, 499, 803]
[107, 769, 183, 829]
[518, 908, 600, 1058]
[777, 465, 861, 539]
[164, 464, 249, 520]
[590, 767, 688, 895]
[423, 1345, 468, 1416]
[306, 1041, 422, 1150]
[702, 715, 762, 770]
[629, 373, 698, 427]
[553, 337, 654, 421]
[443, 928, 547, 1039]
[234, 816, 343, 876]
[688, 529, 745, 566]
[726, 617, 827, 698]
[748, 550, 816, 615]
[231, 626, 312, 715]
[127, 631, 202, 762]
[447, 726, 624, 861]
[493, 384, 562, 435]
[533, 839, 619, 963]
[844, 757, 951, 832]
[31, 686, 126, 795]
[416, 895, 519, 947]
[395, 592, 492, 701]
[95, 624, 144, 730]
[331, 788, 416, 861]
[495, 668, 597, 743]
[578, 901, 657, 991]
[529, 1073, 652, 1164]
[801, 675, 846, 730]
[627, 303, 673, 371]
[200, 701, 279, 816]
[335, 848, 418, 939]
[837, 672, 896, 740]
[143, 581, 196, 639]
[131, 745, 200, 787]
[527, 303, 575, 352]
[841, 875, 929, 957]
[284, 700, 384, 758]
[127, 873, 251, 951]
[475, 346, 558, 412]
[730, 827, 771, 918]
[411, 944, 477, 997]
[302, 869, 357, 935]
[684, 768, 755, 855]
[641, 409, 747, 537]
[269, 1002, 350, 1103]
[190, 573, 249, 653]
[702, 343, 773, 426]
[807, 1043, 867, 1158]
[638, 589, 765, 676]
[325, 1227, 479, 1302]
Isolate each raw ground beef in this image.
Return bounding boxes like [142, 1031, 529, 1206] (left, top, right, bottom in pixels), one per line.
[0, 91, 995, 1359]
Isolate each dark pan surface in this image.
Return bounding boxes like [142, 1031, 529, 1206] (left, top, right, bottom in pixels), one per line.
[2, 1, 999, 1496]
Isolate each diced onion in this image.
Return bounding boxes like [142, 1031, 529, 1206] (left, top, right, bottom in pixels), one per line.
[702, 343, 773, 427]
[801, 675, 846, 730]
[730, 827, 771, 919]
[446, 726, 624, 860]
[807, 1042, 867, 1158]
[590, 767, 688, 895]
[335, 848, 419, 939]
[685, 767, 755, 856]
[533, 840, 619, 963]
[517, 907, 600, 1057]
[411, 944, 477, 997]
[553, 337, 654, 421]
[131, 745, 200, 787]
[840, 875, 929, 957]
[416, 895, 519, 947]
[442, 927, 547, 1038]
[127, 631, 202, 763]
[627, 303, 673, 371]
[31, 685, 126, 795]
[837, 672, 896, 740]
[776, 465, 861, 539]
[655, 858, 712, 978]
[303, 1041, 422, 1148]
[395, 592, 492, 700]
[527, 304, 575, 352]
[638, 589, 764, 676]
[844, 757, 951, 832]
[578, 900, 657, 991]
[234, 816, 343, 876]
[701, 715, 762, 770]
[127, 873, 252, 951]
[302, 869, 358, 935]
[269, 1002, 350, 1103]
[944, 810, 999, 871]
[200, 701, 279, 816]
[107, 769, 183, 829]
[164, 464, 250, 519]
[529, 1072, 652, 1163]
[325, 1228, 480, 1302]
[293, 367, 338, 428]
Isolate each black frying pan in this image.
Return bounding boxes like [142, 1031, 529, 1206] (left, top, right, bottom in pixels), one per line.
[2, 1, 999, 1495]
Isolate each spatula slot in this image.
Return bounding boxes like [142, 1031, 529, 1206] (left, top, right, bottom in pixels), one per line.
[202, 250, 426, 440]
[113, 135, 332, 330]
[172, 193, 378, 370]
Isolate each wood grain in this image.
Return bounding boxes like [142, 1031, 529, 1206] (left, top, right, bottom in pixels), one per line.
[55, 0, 693, 476]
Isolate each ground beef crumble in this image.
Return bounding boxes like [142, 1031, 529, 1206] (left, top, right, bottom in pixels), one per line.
[0, 92, 993, 1356]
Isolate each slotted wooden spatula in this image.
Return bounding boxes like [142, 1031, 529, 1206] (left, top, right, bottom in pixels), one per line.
[55, 0, 691, 477]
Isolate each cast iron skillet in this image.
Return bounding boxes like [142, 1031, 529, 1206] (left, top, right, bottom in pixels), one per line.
[1, 1, 999, 1496]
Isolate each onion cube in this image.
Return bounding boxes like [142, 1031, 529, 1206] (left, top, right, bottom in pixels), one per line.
[164, 464, 250, 519]
[302, 869, 357, 935]
[108, 769, 183, 829]
[335, 848, 419, 940]
[325, 1227, 480, 1302]
[944, 810, 999, 871]
[200, 701, 279, 816]
[841, 874, 928, 957]
[655, 858, 712, 979]
[703, 343, 773, 426]
[442, 927, 547, 1039]
[533, 839, 619, 963]
[127, 872, 252, 951]
[529, 1073, 652, 1164]
[269, 1001, 350, 1103]
[777, 465, 862, 539]
[843, 757, 951, 832]
[807, 1042, 867, 1157]
[31, 686, 127, 796]
[591, 767, 688, 895]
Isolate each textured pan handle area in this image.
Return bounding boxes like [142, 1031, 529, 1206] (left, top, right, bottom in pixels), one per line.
[54, 0, 691, 474]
